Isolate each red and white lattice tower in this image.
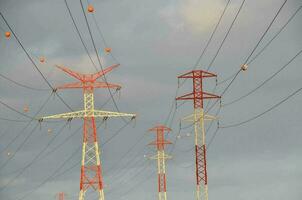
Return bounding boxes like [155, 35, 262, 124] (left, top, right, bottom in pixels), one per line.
[56, 192, 65, 200]
[39, 64, 136, 200]
[176, 70, 220, 200]
[148, 125, 172, 200]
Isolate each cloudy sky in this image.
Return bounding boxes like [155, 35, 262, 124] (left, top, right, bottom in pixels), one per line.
[0, 0, 301, 199]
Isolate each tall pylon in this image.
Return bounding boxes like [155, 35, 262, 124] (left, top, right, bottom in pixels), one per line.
[176, 70, 220, 200]
[39, 64, 136, 200]
[148, 125, 172, 200]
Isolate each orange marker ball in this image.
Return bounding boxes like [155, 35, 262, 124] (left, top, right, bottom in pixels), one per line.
[104, 47, 111, 53]
[88, 5, 94, 13]
[39, 57, 45, 63]
[5, 31, 11, 38]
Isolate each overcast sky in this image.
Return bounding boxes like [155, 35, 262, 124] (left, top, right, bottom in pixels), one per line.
[0, 0, 301, 199]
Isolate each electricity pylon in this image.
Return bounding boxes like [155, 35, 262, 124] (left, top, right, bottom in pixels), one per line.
[39, 64, 136, 200]
[148, 125, 172, 200]
[56, 192, 65, 200]
[176, 70, 220, 200]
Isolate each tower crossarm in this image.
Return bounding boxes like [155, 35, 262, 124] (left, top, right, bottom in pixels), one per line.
[38, 110, 136, 121]
[56, 64, 119, 82]
[182, 112, 218, 122]
[149, 153, 172, 160]
[148, 140, 173, 146]
[38, 110, 86, 121]
[176, 92, 220, 101]
[178, 70, 217, 79]
[93, 110, 136, 118]
[55, 82, 121, 90]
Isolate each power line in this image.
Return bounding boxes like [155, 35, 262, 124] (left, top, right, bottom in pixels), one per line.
[63, 0, 98, 71]
[243, 0, 288, 65]
[0, 116, 30, 123]
[78, 0, 129, 124]
[207, 0, 246, 71]
[0, 94, 53, 156]
[224, 48, 302, 106]
[0, 72, 49, 91]
[178, 0, 232, 88]
[79, 1, 237, 195]
[105, 132, 148, 174]
[206, 0, 289, 114]
[0, 123, 68, 192]
[0, 11, 73, 112]
[9, 120, 132, 200]
[217, 0, 292, 85]
[195, 0, 231, 68]
[220, 86, 302, 128]
[217, 1, 290, 85]
[101, 119, 133, 146]
[106, 151, 148, 188]
[194, 6, 299, 150]
[111, 163, 154, 197]
[90, 12, 119, 63]
[15, 146, 82, 200]
[247, 6, 301, 65]
[0, 98, 34, 120]
[0, 123, 39, 171]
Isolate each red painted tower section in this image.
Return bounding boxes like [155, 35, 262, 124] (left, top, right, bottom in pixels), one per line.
[39, 64, 136, 200]
[149, 125, 172, 200]
[57, 192, 65, 200]
[176, 70, 220, 200]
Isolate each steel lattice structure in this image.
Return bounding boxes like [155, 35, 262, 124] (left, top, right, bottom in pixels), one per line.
[39, 64, 136, 200]
[148, 125, 172, 200]
[57, 192, 65, 200]
[176, 70, 220, 200]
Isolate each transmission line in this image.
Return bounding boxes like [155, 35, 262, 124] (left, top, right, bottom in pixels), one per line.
[224, 48, 302, 106]
[220, 86, 302, 128]
[217, 0, 291, 85]
[0, 93, 53, 156]
[0, 123, 68, 192]
[63, 0, 98, 71]
[207, 0, 246, 71]
[0, 72, 49, 91]
[78, 0, 129, 124]
[0, 11, 73, 112]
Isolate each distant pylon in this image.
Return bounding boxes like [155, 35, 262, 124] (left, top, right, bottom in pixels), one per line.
[148, 125, 172, 200]
[39, 64, 136, 200]
[56, 192, 65, 200]
[176, 70, 220, 200]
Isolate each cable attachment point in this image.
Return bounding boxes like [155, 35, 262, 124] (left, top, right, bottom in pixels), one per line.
[101, 116, 108, 129]
[51, 88, 58, 99]
[241, 64, 248, 71]
[131, 116, 137, 127]
[39, 121, 42, 130]
[116, 87, 121, 99]
[67, 118, 73, 129]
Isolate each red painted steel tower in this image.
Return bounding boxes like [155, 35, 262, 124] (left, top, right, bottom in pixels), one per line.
[39, 64, 136, 200]
[176, 70, 220, 200]
[148, 125, 172, 200]
[57, 192, 65, 200]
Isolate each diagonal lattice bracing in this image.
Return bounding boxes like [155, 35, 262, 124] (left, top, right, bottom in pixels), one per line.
[40, 65, 136, 200]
